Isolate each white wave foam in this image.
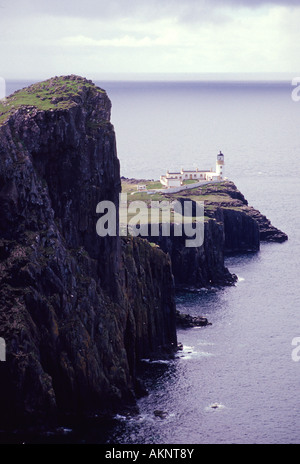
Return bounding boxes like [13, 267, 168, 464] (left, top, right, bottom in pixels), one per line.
[176, 345, 214, 360]
[205, 403, 226, 411]
[140, 358, 172, 365]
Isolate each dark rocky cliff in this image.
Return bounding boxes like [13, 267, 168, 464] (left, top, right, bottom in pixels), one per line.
[161, 181, 287, 287]
[148, 220, 235, 289]
[122, 179, 287, 289]
[0, 76, 177, 430]
[202, 181, 288, 252]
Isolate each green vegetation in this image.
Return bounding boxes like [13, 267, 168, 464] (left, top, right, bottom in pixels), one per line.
[0, 75, 106, 126]
[120, 179, 239, 225]
[121, 179, 163, 194]
[121, 179, 234, 206]
[222, 206, 245, 212]
[182, 179, 198, 185]
[124, 190, 165, 203]
[146, 180, 163, 189]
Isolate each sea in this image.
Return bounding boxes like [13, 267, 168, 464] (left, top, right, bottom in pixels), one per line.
[5, 76, 300, 445]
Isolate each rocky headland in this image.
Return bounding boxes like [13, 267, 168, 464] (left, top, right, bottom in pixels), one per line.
[122, 178, 288, 290]
[0, 76, 288, 435]
[0, 76, 177, 432]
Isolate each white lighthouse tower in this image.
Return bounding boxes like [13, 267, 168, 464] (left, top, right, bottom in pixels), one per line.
[216, 151, 225, 179]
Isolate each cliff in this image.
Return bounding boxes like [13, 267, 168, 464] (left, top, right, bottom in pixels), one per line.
[121, 179, 288, 289]
[0, 76, 177, 430]
[147, 221, 235, 289]
[0, 76, 288, 433]
[201, 181, 288, 250]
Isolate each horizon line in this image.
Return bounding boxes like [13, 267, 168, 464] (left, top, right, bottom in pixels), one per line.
[4, 72, 298, 83]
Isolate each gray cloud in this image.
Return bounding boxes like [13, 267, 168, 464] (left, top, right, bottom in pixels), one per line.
[214, 0, 300, 5]
[1, 0, 299, 78]
[1, 0, 299, 22]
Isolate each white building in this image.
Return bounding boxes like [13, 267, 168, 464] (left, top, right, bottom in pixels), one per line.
[160, 151, 225, 188]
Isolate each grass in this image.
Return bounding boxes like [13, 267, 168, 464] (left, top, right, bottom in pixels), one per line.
[121, 179, 163, 194]
[121, 179, 234, 206]
[124, 191, 165, 203]
[0, 75, 106, 126]
[147, 181, 163, 189]
[121, 178, 242, 226]
[120, 180, 216, 224]
[222, 206, 245, 212]
[182, 179, 198, 185]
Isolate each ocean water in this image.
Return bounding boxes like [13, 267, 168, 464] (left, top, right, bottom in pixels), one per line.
[5, 78, 300, 444]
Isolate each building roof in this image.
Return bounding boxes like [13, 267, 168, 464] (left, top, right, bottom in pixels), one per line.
[183, 168, 212, 172]
[167, 170, 211, 174]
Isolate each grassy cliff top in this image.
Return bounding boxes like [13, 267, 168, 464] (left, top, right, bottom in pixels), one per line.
[121, 178, 246, 223]
[0, 75, 106, 126]
[121, 178, 245, 206]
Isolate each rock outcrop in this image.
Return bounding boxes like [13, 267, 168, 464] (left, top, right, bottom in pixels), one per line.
[176, 311, 211, 328]
[0, 76, 177, 430]
[148, 220, 236, 289]
[145, 180, 287, 288]
[202, 181, 288, 248]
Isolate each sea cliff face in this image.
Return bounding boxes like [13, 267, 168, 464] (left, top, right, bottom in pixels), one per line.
[203, 181, 288, 250]
[168, 181, 287, 287]
[147, 220, 235, 289]
[0, 76, 177, 429]
[166, 181, 288, 287]
[122, 179, 287, 290]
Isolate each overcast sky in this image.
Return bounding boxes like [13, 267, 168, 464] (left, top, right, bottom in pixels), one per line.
[1, 0, 299, 80]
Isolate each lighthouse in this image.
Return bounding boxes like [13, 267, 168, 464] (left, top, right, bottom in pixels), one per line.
[216, 151, 225, 179]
